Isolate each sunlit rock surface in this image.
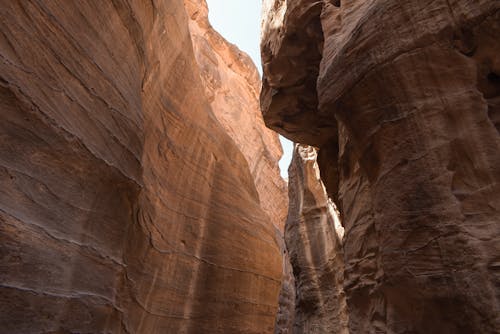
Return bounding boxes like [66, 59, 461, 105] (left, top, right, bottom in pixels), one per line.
[185, 3, 291, 332]
[262, 0, 500, 332]
[285, 144, 347, 334]
[0, 1, 282, 333]
[185, 0, 288, 232]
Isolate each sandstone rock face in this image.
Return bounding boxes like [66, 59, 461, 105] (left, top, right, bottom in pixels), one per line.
[274, 244, 296, 334]
[0, 1, 282, 333]
[285, 144, 347, 334]
[262, 0, 500, 333]
[185, 0, 288, 231]
[185, 3, 291, 331]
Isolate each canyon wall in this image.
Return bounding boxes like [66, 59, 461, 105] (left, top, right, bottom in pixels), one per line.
[0, 1, 283, 333]
[185, 2, 292, 332]
[273, 249, 295, 334]
[262, 0, 500, 333]
[185, 0, 288, 231]
[285, 144, 347, 334]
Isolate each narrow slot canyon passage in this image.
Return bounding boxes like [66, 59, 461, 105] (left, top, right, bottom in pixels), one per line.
[0, 1, 499, 334]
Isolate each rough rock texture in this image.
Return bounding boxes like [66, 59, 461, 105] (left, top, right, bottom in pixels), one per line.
[285, 144, 347, 334]
[274, 244, 296, 334]
[261, 0, 337, 147]
[185, 0, 288, 231]
[0, 1, 282, 333]
[262, 0, 500, 333]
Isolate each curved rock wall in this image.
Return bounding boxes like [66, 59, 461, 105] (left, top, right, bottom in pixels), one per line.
[0, 1, 282, 333]
[262, 0, 500, 333]
[185, 0, 288, 232]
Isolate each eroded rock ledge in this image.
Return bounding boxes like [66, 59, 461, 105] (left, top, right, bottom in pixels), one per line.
[262, 0, 500, 333]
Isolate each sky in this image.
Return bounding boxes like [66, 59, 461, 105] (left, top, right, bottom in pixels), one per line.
[206, 0, 294, 178]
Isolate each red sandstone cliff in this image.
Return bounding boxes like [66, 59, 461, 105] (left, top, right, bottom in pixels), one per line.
[262, 0, 500, 333]
[185, 0, 288, 232]
[0, 1, 282, 333]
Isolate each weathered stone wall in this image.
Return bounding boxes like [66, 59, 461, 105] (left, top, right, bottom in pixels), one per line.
[185, 0, 288, 232]
[285, 144, 347, 334]
[0, 1, 282, 333]
[262, 0, 500, 332]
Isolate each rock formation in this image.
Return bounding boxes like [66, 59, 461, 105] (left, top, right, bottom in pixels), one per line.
[285, 144, 347, 334]
[185, 0, 288, 231]
[262, 0, 500, 333]
[185, 4, 292, 332]
[0, 1, 283, 333]
[273, 240, 296, 334]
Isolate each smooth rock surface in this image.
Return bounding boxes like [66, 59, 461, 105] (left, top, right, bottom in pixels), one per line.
[285, 144, 347, 334]
[0, 1, 282, 333]
[262, 0, 500, 333]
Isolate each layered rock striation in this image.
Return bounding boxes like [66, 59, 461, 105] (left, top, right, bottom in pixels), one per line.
[0, 1, 283, 333]
[262, 0, 500, 333]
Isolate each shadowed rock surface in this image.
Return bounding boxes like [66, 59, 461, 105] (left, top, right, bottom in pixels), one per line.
[285, 144, 347, 334]
[0, 1, 282, 333]
[262, 0, 500, 333]
[273, 242, 296, 334]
